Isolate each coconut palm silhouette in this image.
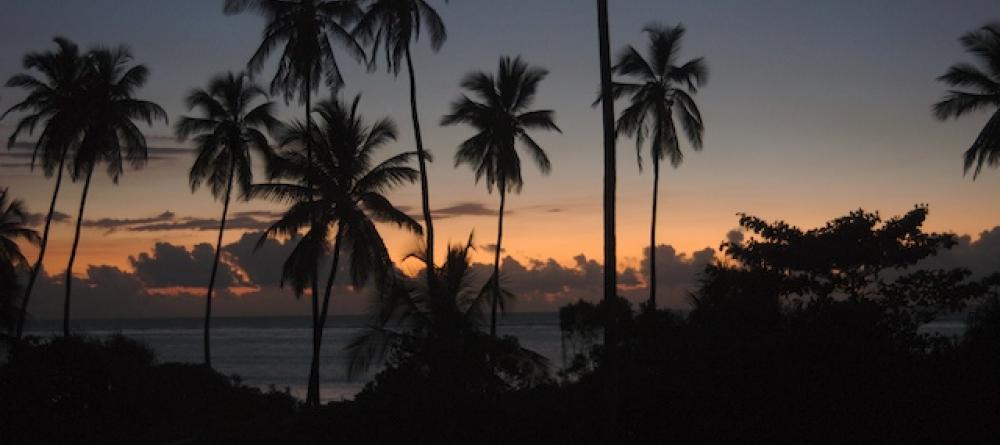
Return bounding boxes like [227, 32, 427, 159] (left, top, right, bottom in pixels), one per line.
[442, 55, 561, 337]
[934, 23, 1000, 178]
[2, 37, 89, 338]
[175, 71, 279, 368]
[353, 0, 449, 291]
[608, 23, 707, 308]
[251, 94, 420, 406]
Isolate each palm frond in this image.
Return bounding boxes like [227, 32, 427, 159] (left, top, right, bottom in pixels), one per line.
[962, 110, 1000, 178]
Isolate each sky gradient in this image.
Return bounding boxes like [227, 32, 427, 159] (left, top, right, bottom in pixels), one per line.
[2, 0, 999, 317]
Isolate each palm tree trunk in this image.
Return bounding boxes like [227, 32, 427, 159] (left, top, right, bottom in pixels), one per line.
[306, 229, 343, 407]
[597, 0, 617, 312]
[203, 162, 235, 369]
[17, 148, 67, 338]
[597, 0, 620, 440]
[404, 43, 436, 294]
[304, 77, 323, 407]
[63, 166, 94, 338]
[648, 158, 659, 309]
[490, 179, 507, 338]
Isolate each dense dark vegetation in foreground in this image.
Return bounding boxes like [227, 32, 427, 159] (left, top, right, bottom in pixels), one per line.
[3, 295, 1000, 444]
[1, 207, 999, 444]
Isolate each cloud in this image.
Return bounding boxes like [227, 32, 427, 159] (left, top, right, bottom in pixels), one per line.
[21, 223, 1000, 322]
[498, 254, 634, 310]
[918, 227, 1000, 277]
[0, 162, 35, 169]
[479, 244, 505, 254]
[618, 266, 643, 287]
[433, 202, 501, 219]
[66, 210, 279, 233]
[407, 202, 565, 221]
[223, 231, 300, 288]
[130, 215, 274, 232]
[129, 242, 238, 288]
[24, 211, 71, 227]
[24, 266, 339, 320]
[231, 210, 284, 220]
[725, 228, 744, 245]
[2, 142, 188, 172]
[639, 245, 716, 307]
[28, 265, 166, 319]
[25, 234, 722, 320]
[85, 211, 176, 232]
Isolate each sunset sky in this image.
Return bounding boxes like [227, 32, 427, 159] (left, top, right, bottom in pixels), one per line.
[2, 0, 999, 318]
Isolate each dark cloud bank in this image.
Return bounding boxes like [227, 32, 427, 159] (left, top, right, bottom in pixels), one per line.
[23, 227, 1000, 320]
[24, 209, 283, 233]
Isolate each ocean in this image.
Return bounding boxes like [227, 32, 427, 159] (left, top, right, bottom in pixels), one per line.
[23, 313, 967, 403]
[24, 313, 565, 403]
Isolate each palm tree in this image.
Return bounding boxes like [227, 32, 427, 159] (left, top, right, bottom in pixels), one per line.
[441, 56, 561, 337]
[934, 23, 1000, 178]
[353, 0, 448, 288]
[346, 235, 547, 390]
[175, 72, 279, 368]
[224, 0, 364, 100]
[62, 46, 167, 338]
[0, 189, 40, 336]
[251, 95, 421, 406]
[1, 37, 89, 338]
[610, 23, 707, 308]
[225, 0, 365, 348]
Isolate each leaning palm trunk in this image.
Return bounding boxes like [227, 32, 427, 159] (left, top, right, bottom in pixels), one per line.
[490, 178, 507, 338]
[63, 166, 94, 338]
[404, 43, 436, 293]
[648, 158, 659, 308]
[17, 148, 68, 338]
[306, 230, 344, 406]
[203, 161, 235, 368]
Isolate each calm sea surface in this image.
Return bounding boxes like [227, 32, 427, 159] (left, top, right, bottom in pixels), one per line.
[23, 313, 966, 403]
[25, 313, 564, 403]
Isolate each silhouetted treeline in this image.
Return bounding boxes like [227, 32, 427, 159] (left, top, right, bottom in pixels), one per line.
[4, 206, 1000, 444]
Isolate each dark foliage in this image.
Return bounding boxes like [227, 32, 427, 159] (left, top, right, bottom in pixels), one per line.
[934, 22, 1000, 178]
[0, 336, 296, 444]
[552, 207, 1000, 443]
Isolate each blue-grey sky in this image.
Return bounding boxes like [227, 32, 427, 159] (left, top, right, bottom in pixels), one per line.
[1, 1, 999, 314]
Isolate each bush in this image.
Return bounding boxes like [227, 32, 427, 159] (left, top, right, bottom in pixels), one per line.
[0, 335, 297, 444]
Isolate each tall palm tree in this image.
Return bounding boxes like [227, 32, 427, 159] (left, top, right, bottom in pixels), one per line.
[225, 0, 365, 351]
[251, 95, 420, 406]
[0, 189, 40, 336]
[934, 23, 1000, 178]
[596, 0, 616, 312]
[175, 72, 279, 368]
[610, 23, 707, 308]
[441, 56, 561, 337]
[62, 46, 167, 338]
[353, 0, 448, 288]
[1, 37, 89, 338]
